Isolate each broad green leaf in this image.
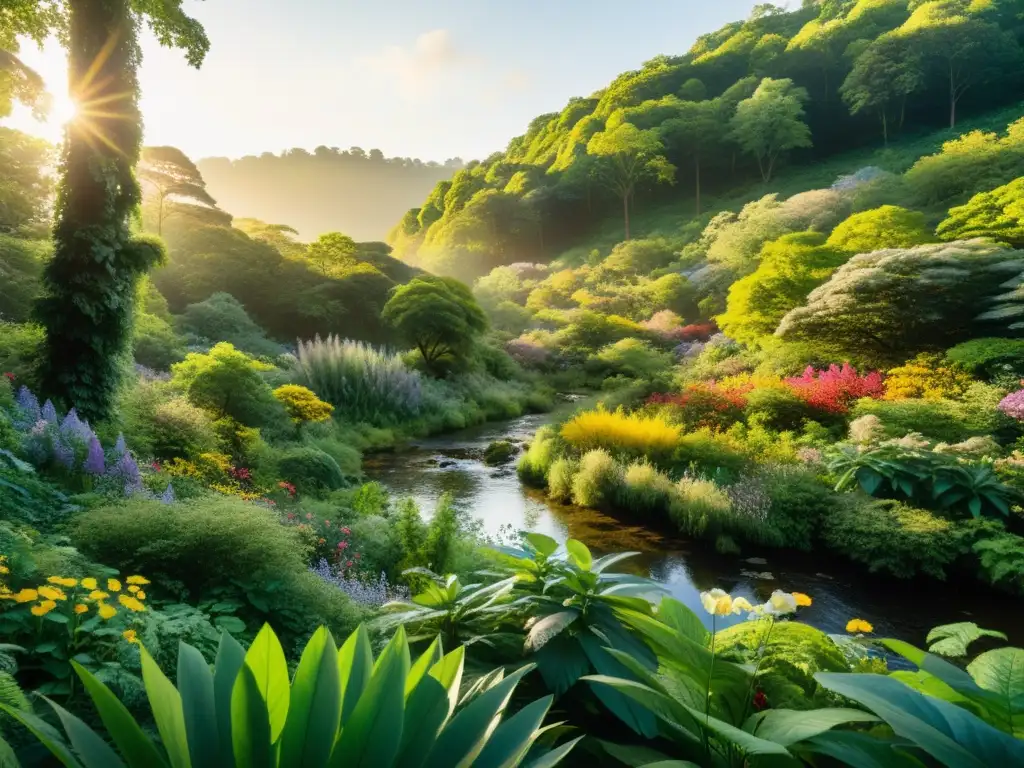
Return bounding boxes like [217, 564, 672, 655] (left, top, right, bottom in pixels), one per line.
[422, 664, 535, 768]
[244, 624, 290, 743]
[279, 627, 342, 768]
[140, 645, 192, 768]
[521, 736, 583, 768]
[177, 643, 220, 768]
[565, 539, 592, 571]
[857, 467, 883, 495]
[337, 624, 374, 727]
[579, 632, 659, 738]
[474, 695, 552, 768]
[533, 633, 590, 696]
[213, 632, 246, 768]
[230, 665, 273, 768]
[0, 703, 85, 768]
[71, 661, 167, 768]
[396, 675, 451, 768]
[428, 645, 466, 718]
[749, 707, 879, 747]
[525, 611, 578, 652]
[582, 676, 696, 741]
[42, 695, 126, 768]
[816, 672, 1024, 767]
[330, 626, 409, 768]
[797, 730, 923, 768]
[927, 623, 1007, 658]
[967, 647, 1024, 736]
[591, 551, 640, 573]
[525, 533, 558, 557]
[653, 599, 708, 647]
[595, 741, 678, 767]
[0, 733, 20, 768]
[406, 638, 442, 698]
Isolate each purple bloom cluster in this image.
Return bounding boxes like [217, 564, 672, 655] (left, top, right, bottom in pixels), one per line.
[83, 436, 106, 475]
[998, 389, 1024, 421]
[726, 475, 771, 524]
[309, 559, 409, 607]
[13, 387, 40, 430]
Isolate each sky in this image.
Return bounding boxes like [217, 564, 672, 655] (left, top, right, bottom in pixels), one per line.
[6, 0, 764, 163]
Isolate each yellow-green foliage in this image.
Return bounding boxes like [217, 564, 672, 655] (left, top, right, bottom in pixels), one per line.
[571, 449, 621, 508]
[273, 384, 334, 425]
[669, 477, 732, 537]
[825, 205, 931, 254]
[517, 425, 560, 486]
[546, 457, 578, 502]
[561, 407, 681, 459]
[618, 460, 676, 516]
[595, 338, 673, 379]
[883, 354, 973, 400]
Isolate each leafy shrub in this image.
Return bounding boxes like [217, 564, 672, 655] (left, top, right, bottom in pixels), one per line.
[570, 448, 621, 508]
[648, 385, 746, 431]
[616, 461, 675, 517]
[971, 525, 1024, 595]
[294, 334, 422, 423]
[759, 464, 836, 551]
[822, 499, 968, 579]
[853, 383, 1013, 443]
[744, 384, 823, 431]
[561, 407, 681, 461]
[276, 446, 346, 496]
[594, 338, 672, 380]
[669, 477, 732, 537]
[146, 396, 219, 461]
[517, 425, 559, 486]
[272, 384, 334, 427]
[177, 291, 282, 358]
[784, 363, 884, 413]
[301, 425, 363, 478]
[824, 205, 931, 254]
[546, 457, 577, 502]
[946, 338, 1024, 379]
[671, 429, 748, 478]
[603, 237, 677, 274]
[884, 354, 972, 400]
[483, 440, 516, 465]
[0, 323, 43, 391]
[132, 311, 185, 371]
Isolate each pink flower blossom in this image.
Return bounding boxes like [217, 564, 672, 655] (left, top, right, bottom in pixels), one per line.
[341, 526, 351, 535]
[337, 541, 349, 550]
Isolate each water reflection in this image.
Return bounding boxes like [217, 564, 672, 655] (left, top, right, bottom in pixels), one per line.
[365, 413, 1024, 644]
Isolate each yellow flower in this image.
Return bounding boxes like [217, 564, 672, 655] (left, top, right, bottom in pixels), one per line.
[135, 590, 146, 600]
[126, 575, 150, 585]
[74, 604, 88, 615]
[0, 585, 11, 599]
[127, 585, 140, 594]
[13, 588, 38, 603]
[731, 596, 755, 614]
[700, 588, 734, 616]
[846, 618, 874, 634]
[122, 629, 138, 644]
[97, 603, 117, 620]
[118, 594, 146, 613]
[80, 578, 97, 590]
[0, 564, 8, 575]
[47, 576, 78, 588]
[88, 590, 109, 601]
[107, 579, 121, 592]
[792, 592, 812, 607]
[30, 600, 57, 617]
[764, 591, 797, 616]
[38, 586, 66, 601]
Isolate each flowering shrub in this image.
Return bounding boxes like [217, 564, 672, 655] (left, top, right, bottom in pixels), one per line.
[641, 309, 684, 339]
[883, 354, 972, 400]
[784, 363, 884, 413]
[560, 407, 682, 459]
[998, 388, 1024, 420]
[272, 384, 334, 426]
[309, 559, 408, 607]
[678, 322, 717, 342]
[648, 385, 746, 431]
[506, 336, 550, 368]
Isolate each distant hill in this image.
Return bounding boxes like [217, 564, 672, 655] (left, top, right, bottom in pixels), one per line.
[198, 148, 463, 241]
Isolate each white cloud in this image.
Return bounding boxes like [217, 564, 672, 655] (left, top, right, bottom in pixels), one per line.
[359, 29, 471, 101]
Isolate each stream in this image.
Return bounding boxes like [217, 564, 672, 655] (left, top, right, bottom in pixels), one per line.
[364, 408, 1024, 645]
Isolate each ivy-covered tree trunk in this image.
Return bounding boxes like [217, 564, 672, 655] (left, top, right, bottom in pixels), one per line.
[37, 0, 164, 422]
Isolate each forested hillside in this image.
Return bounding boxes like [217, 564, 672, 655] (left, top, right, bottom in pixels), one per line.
[391, 0, 1024, 280]
[198, 149, 463, 241]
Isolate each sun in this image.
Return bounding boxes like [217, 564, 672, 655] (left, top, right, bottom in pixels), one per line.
[49, 90, 80, 128]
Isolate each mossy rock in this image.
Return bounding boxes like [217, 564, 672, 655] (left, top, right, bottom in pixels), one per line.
[715, 620, 850, 710]
[483, 440, 517, 466]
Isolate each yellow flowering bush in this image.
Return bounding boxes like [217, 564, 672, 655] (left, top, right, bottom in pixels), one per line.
[272, 384, 334, 426]
[560, 407, 681, 460]
[884, 354, 973, 400]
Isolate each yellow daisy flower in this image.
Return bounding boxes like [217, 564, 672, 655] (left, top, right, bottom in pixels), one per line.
[846, 618, 874, 634]
[98, 603, 117, 620]
[127, 585, 140, 594]
[38, 586, 66, 601]
[74, 604, 88, 615]
[135, 590, 146, 600]
[80, 577, 98, 590]
[793, 592, 812, 607]
[126, 575, 150, 585]
[122, 629, 138, 644]
[106, 579, 121, 592]
[13, 588, 38, 603]
[30, 600, 57, 617]
[47, 576, 77, 588]
[118, 594, 146, 613]
[88, 590, 109, 601]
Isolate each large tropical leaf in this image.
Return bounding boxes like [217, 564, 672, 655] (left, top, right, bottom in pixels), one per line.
[927, 623, 1008, 658]
[746, 708, 879, 747]
[279, 627, 342, 768]
[967, 647, 1024, 737]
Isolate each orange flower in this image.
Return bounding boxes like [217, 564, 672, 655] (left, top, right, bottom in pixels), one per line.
[792, 592, 812, 607]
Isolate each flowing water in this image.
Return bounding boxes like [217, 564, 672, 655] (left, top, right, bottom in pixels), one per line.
[364, 407, 1023, 644]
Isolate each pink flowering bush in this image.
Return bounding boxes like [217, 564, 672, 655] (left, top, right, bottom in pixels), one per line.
[784, 363, 884, 414]
[998, 389, 1024, 420]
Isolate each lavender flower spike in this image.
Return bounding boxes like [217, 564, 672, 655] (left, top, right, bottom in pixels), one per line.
[113, 433, 127, 457]
[160, 483, 176, 505]
[13, 386, 40, 429]
[83, 436, 106, 475]
[41, 400, 58, 425]
[52, 439, 75, 470]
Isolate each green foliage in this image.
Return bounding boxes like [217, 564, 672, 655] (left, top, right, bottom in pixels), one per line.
[517, 425, 560, 487]
[744, 384, 823, 431]
[0, 127, 52, 233]
[571, 449, 622, 508]
[0, 322, 43, 390]
[972, 525, 1024, 595]
[177, 292, 281, 358]
[483, 440, 516, 466]
[276, 447, 346, 497]
[615, 460, 676, 518]
[947, 337, 1024, 379]
[852, 382, 1013, 442]
[938, 177, 1024, 247]
[304, 230, 358, 276]
[171, 342, 287, 431]
[822, 499, 968, 579]
[729, 77, 812, 182]
[6, 623, 576, 768]
[759, 464, 836, 551]
[594, 338, 672, 381]
[382, 276, 488, 374]
[778, 240, 1024, 366]
[0, 234, 47, 324]
[602, 237, 677, 275]
[825, 205, 932, 254]
[132, 311, 186, 371]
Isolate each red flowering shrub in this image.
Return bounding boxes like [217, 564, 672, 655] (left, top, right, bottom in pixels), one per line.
[677, 322, 717, 342]
[784, 363, 884, 414]
[648, 383, 746, 430]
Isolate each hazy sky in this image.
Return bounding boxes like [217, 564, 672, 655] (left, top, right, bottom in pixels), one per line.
[7, 0, 763, 162]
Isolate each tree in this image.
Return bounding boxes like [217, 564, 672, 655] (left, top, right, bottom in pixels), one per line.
[0, 0, 56, 119]
[37, 0, 210, 422]
[0, 126, 52, 232]
[841, 35, 922, 145]
[777, 240, 1024, 365]
[305, 231, 358, 276]
[660, 99, 726, 214]
[138, 146, 222, 235]
[729, 78, 812, 182]
[718, 231, 847, 344]
[586, 122, 675, 240]
[382, 276, 488, 374]
[825, 205, 932, 253]
[937, 178, 1024, 247]
[233, 218, 305, 259]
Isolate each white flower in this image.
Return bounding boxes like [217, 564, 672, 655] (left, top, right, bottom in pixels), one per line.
[765, 590, 797, 616]
[731, 596, 755, 615]
[700, 589, 734, 616]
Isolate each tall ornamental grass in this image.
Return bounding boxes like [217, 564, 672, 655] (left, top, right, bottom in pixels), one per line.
[560, 406, 681, 460]
[294, 335, 422, 424]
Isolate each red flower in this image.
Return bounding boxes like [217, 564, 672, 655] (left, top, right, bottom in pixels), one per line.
[2, 372, 14, 381]
[151, 461, 162, 471]
[286, 512, 295, 520]
[354, 552, 361, 560]
[346, 560, 353, 568]
[341, 526, 351, 535]
[338, 541, 349, 550]
[753, 690, 768, 711]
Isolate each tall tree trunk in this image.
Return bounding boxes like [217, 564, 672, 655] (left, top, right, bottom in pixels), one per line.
[622, 193, 630, 241]
[881, 110, 888, 147]
[949, 62, 956, 128]
[694, 153, 701, 215]
[38, 0, 158, 422]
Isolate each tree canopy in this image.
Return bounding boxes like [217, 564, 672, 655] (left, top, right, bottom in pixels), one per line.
[729, 77, 812, 182]
[937, 178, 1024, 247]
